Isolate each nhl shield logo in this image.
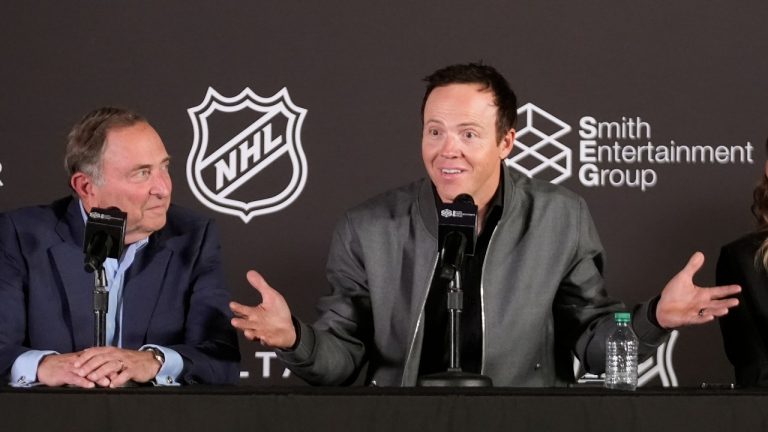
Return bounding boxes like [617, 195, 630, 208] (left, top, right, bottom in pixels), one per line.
[187, 87, 308, 222]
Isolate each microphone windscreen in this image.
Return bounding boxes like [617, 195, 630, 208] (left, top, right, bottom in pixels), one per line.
[437, 194, 477, 257]
[83, 207, 127, 272]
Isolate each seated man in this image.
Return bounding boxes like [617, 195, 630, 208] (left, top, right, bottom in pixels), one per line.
[0, 107, 240, 387]
[230, 63, 740, 386]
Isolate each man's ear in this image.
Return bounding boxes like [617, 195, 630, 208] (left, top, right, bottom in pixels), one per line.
[499, 128, 515, 159]
[70, 172, 95, 204]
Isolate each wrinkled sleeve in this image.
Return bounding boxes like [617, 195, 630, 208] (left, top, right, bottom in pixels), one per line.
[277, 214, 371, 385]
[556, 198, 668, 374]
[0, 213, 32, 380]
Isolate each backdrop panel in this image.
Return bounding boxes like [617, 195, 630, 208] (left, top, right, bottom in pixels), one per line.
[1, 0, 766, 386]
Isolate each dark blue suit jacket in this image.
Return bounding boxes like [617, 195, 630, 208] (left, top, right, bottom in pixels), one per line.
[0, 197, 240, 384]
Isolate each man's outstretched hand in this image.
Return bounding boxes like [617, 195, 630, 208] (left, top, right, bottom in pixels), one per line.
[230, 270, 297, 349]
[656, 252, 740, 329]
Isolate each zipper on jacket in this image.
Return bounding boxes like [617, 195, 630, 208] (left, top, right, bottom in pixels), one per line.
[402, 252, 440, 385]
[478, 223, 501, 375]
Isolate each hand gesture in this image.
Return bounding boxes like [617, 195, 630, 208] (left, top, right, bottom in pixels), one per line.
[656, 252, 741, 329]
[230, 271, 296, 349]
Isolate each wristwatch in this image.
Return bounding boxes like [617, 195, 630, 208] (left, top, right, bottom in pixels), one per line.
[145, 347, 165, 367]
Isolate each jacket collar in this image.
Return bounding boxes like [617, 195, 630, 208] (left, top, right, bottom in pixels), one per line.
[416, 164, 517, 239]
[50, 197, 92, 349]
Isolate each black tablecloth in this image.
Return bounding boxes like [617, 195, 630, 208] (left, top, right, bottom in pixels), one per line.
[1, 386, 765, 432]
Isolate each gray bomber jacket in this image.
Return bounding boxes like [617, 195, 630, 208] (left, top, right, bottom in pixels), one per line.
[278, 167, 669, 386]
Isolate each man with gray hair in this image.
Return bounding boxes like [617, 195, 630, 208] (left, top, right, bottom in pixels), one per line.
[0, 107, 239, 387]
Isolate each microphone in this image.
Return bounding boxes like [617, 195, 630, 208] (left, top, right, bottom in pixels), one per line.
[83, 207, 127, 273]
[437, 194, 477, 280]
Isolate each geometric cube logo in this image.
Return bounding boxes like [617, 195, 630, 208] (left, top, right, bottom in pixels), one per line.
[506, 103, 572, 184]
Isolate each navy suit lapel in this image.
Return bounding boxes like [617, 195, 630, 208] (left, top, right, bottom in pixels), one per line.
[52, 198, 94, 350]
[121, 234, 172, 348]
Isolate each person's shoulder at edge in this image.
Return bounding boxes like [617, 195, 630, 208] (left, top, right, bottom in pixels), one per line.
[721, 230, 766, 253]
[718, 230, 768, 274]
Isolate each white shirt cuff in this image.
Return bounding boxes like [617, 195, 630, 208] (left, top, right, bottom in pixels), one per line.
[140, 345, 183, 386]
[9, 350, 58, 387]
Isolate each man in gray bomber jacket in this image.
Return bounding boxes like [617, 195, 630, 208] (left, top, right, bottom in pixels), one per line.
[230, 63, 740, 386]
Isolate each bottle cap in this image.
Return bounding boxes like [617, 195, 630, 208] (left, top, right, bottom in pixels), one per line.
[614, 312, 631, 323]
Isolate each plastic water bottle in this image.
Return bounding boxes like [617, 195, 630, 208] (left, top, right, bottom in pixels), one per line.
[605, 312, 638, 390]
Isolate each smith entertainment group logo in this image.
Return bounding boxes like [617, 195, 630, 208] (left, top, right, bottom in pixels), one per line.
[187, 87, 307, 222]
[508, 103, 572, 184]
[506, 103, 754, 191]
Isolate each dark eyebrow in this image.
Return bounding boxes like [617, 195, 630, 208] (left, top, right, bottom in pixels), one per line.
[457, 122, 484, 129]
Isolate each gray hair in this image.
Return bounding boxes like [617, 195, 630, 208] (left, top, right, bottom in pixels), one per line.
[65, 106, 146, 186]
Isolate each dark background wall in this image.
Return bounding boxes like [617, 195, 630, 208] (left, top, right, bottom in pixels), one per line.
[1, 1, 766, 386]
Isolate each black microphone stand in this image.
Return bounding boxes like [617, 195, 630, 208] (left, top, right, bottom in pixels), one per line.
[85, 232, 112, 348]
[93, 266, 108, 347]
[83, 207, 126, 348]
[418, 241, 493, 387]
